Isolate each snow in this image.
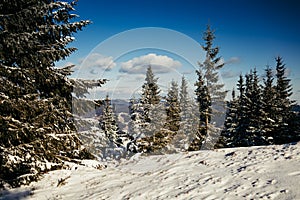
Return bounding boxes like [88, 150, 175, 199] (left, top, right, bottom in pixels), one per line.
[1, 142, 300, 199]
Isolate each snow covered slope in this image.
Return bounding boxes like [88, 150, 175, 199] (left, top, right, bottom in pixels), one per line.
[1, 142, 300, 199]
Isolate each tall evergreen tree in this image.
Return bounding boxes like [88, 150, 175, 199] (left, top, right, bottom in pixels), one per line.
[274, 56, 297, 143]
[0, 0, 104, 187]
[99, 95, 125, 159]
[229, 70, 264, 147]
[140, 65, 162, 135]
[141, 66, 161, 112]
[100, 95, 119, 143]
[175, 76, 198, 151]
[261, 66, 277, 144]
[127, 97, 143, 152]
[165, 80, 181, 132]
[244, 69, 265, 145]
[134, 66, 167, 153]
[194, 24, 227, 150]
[200, 25, 227, 110]
[192, 69, 210, 150]
[217, 89, 239, 147]
[179, 76, 190, 121]
[231, 74, 249, 147]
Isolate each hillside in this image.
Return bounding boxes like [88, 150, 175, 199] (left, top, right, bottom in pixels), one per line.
[1, 142, 300, 200]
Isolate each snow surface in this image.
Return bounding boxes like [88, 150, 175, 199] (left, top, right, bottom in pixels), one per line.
[1, 142, 300, 200]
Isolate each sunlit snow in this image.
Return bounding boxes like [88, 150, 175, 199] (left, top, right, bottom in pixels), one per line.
[1, 142, 300, 199]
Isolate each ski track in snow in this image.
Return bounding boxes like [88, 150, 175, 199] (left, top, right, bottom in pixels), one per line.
[1, 143, 300, 200]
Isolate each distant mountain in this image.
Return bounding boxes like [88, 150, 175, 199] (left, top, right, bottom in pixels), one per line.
[111, 99, 131, 114]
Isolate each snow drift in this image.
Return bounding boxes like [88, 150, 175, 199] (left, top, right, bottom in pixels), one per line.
[1, 142, 300, 199]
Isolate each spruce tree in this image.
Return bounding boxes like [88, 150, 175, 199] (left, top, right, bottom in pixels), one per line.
[99, 95, 125, 160]
[165, 80, 181, 132]
[192, 69, 210, 150]
[127, 97, 143, 152]
[244, 69, 264, 145]
[100, 95, 119, 144]
[141, 66, 161, 108]
[218, 89, 239, 147]
[140, 65, 162, 136]
[232, 74, 248, 146]
[174, 76, 199, 151]
[0, 0, 104, 187]
[230, 69, 264, 147]
[179, 76, 190, 121]
[200, 25, 227, 111]
[135, 66, 167, 153]
[193, 24, 227, 150]
[261, 66, 277, 144]
[274, 56, 297, 143]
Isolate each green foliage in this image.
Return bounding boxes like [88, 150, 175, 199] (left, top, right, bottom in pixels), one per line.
[219, 57, 299, 148]
[273, 56, 297, 143]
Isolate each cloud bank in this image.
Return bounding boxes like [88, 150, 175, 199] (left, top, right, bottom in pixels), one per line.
[80, 53, 116, 71]
[119, 53, 182, 74]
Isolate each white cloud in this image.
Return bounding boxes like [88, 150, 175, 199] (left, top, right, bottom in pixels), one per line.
[119, 53, 182, 74]
[225, 57, 240, 65]
[285, 68, 291, 77]
[80, 53, 116, 71]
[216, 57, 240, 66]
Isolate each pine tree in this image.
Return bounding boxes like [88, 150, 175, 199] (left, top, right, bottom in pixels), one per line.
[174, 76, 199, 151]
[99, 95, 124, 160]
[231, 74, 248, 146]
[217, 89, 239, 147]
[219, 58, 299, 148]
[261, 66, 277, 144]
[165, 80, 181, 132]
[140, 65, 162, 136]
[273, 56, 297, 144]
[230, 70, 264, 147]
[193, 24, 227, 150]
[201, 25, 227, 110]
[127, 97, 143, 152]
[100, 95, 120, 144]
[134, 66, 167, 153]
[245, 69, 265, 145]
[191, 69, 211, 150]
[141, 66, 161, 107]
[179, 76, 190, 121]
[0, 0, 105, 187]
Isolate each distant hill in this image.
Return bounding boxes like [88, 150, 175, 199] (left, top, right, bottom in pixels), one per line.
[112, 99, 130, 114]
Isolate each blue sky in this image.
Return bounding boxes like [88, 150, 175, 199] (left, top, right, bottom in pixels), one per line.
[62, 0, 300, 102]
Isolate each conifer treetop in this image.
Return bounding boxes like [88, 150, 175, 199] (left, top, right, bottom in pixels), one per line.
[141, 65, 161, 105]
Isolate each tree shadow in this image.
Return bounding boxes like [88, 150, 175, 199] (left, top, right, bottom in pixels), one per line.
[0, 189, 33, 200]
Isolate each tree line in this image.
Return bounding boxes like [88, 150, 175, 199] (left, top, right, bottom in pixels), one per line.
[217, 57, 300, 147]
[98, 26, 300, 156]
